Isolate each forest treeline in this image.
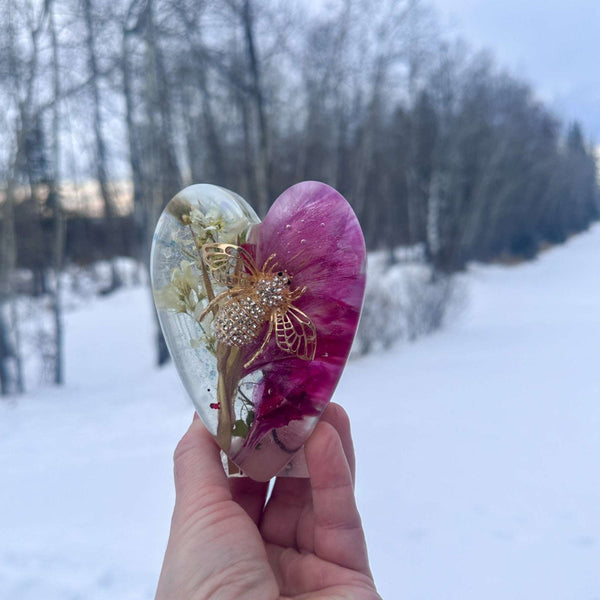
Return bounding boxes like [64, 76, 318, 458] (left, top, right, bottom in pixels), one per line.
[0, 0, 598, 393]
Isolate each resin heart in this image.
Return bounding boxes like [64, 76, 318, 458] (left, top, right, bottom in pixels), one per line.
[151, 182, 366, 481]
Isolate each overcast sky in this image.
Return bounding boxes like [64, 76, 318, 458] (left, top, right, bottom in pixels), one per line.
[429, 0, 600, 142]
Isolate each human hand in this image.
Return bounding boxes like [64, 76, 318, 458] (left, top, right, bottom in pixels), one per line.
[155, 403, 380, 599]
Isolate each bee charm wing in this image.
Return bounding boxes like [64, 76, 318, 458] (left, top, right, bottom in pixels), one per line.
[202, 243, 259, 288]
[274, 304, 317, 361]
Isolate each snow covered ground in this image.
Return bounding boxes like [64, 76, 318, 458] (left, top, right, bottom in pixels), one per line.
[2, 225, 600, 599]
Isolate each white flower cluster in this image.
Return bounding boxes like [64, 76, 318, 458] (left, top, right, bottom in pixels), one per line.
[158, 199, 252, 356]
[154, 260, 204, 316]
[168, 197, 248, 246]
[188, 206, 248, 246]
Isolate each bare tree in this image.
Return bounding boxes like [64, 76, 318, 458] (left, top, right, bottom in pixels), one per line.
[83, 0, 121, 291]
[0, 0, 48, 395]
[238, 0, 272, 216]
[49, 0, 66, 384]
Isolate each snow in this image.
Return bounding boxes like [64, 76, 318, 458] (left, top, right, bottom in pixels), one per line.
[2, 225, 600, 599]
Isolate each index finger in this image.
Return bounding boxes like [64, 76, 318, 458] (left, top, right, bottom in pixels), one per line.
[305, 420, 371, 575]
[320, 402, 356, 485]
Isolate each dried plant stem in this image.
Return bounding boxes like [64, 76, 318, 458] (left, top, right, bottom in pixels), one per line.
[188, 225, 244, 474]
[188, 226, 218, 309]
[227, 458, 239, 475]
[216, 343, 243, 455]
[200, 258, 215, 303]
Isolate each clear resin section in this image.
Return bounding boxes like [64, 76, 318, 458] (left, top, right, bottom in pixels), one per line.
[151, 184, 260, 461]
[151, 182, 366, 481]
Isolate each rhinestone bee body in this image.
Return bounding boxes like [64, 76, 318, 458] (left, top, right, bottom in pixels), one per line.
[214, 275, 287, 346]
[198, 244, 317, 368]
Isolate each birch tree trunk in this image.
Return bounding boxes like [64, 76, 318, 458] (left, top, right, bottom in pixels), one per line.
[241, 0, 271, 215]
[0, 180, 18, 396]
[145, 0, 182, 365]
[83, 0, 121, 292]
[49, 0, 66, 385]
[121, 19, 145, 264]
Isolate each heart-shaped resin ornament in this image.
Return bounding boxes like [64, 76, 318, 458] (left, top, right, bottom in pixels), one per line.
[151, 182, 366, 481]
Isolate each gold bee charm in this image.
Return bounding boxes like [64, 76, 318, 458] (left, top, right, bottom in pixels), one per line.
[197, 244, 317, 369]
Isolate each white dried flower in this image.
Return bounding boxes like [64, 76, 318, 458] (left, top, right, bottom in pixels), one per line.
[154, 260, 205, 315]
[188, 206, 248, 245]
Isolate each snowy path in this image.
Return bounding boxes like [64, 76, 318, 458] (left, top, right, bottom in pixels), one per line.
[2, 226, 600, 599]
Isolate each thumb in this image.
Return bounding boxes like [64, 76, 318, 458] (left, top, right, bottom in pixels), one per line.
[172, 413, 231, 520]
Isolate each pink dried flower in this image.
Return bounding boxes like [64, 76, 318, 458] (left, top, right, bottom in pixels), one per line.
[231, 181, 366, 468]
